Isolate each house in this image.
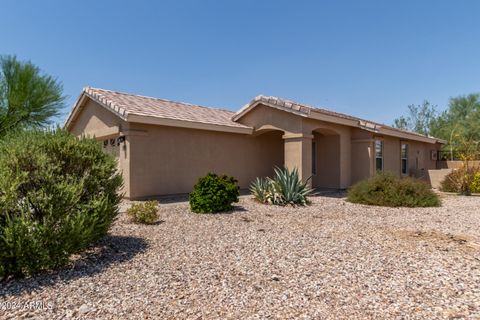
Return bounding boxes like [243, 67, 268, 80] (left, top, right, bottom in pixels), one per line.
[65, 88, 445, 199]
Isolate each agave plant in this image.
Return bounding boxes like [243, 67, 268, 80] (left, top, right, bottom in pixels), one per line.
[264, 177, 284, 205]
[273, 166, 313, 206]
[250, 177, 271, 203]
[250, 167, 313, 206]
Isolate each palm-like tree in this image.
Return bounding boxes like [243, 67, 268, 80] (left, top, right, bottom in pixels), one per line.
[0, 55, 65, 136]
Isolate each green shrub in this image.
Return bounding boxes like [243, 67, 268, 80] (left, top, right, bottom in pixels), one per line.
[250, 167, 313, 206]
[127, 201, 159, 224]
[0, 129, 122, 279]
[471, 172, 480, 193]
[189, 173, 239, 213]
[347, 172, 440, 207]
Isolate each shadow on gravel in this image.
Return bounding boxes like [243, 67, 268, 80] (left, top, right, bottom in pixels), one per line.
[311, 189, 347, 199]
[0, 235, 148, 297]
[139, 189, 252, 205]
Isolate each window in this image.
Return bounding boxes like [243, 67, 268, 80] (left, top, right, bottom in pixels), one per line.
[375, 140, 383, 172]
[401, 143, 408, 175]
[312, 141, 317, 175]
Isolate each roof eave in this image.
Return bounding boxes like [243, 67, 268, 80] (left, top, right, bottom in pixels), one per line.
[63, 89, 89, 130]
[127, 114, 253, 135]
[377, 127, 443, 144]
[64, 88, 129, 131]
[233, 99, 310, 122]
[233, 97, 445, 144]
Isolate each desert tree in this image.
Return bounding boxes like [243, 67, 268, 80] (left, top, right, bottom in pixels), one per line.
[0, 55, 65, 136]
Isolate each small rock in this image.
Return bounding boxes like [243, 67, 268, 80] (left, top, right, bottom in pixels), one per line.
[78, 304, 95, 314]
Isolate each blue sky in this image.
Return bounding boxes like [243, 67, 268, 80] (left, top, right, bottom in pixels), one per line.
[1, 0, 479, 125]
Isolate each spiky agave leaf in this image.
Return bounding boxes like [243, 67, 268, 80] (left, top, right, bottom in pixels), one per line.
[250, 177, 270, 203]
[272, 166, 313, 206]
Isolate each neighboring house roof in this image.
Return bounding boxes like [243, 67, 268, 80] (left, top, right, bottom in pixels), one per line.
[234, 95, 446, 144]
[65, 87, 253, 134]
[65, 87, 445, 144]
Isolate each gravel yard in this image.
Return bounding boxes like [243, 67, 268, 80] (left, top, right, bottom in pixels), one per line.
[1, 194, 480, 319]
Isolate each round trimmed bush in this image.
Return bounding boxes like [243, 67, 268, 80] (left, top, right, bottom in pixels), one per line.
[189, 173, 239, 213]
[347, 172, 440, 207]
[0, 129, 123, 279]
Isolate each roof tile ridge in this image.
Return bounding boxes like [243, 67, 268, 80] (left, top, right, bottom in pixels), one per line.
[84, 87, 127, 117]
[87, 87, 236, 114]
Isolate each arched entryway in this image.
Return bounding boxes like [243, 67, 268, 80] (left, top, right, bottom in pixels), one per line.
[252, 128, 285, 178]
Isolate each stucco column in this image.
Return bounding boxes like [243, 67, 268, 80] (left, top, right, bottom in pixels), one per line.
[338, 129, 351, 189]
[282, 133, 313, 185]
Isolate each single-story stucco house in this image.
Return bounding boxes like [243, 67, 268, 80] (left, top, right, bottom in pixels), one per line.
[65, 87, 446, 199]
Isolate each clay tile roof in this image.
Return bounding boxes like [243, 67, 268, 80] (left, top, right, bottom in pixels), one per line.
[82, 87, 250, 129]
[249, 95, 441, 139]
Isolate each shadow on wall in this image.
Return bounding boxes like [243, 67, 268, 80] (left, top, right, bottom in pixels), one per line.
[0, 235, 148, 297]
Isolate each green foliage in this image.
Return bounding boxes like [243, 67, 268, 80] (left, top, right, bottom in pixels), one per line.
[471, 172, 480, 193]
[250, 177, 283, 205]
[394, 94, 480, 159]
[250, 167, 313, 206]
[431, 94, 480, 159]
[440, 166, 480, 195]
[250, 177, 272, 204]
[347, 172, 440, 207]
[189, 173, 239, 213]
[431, 94, 480, 142]
[0, 129, 123, 279]
[127, 201, 159, 224]
[393, 101, 437, 136]
[0, 55, 65, 137]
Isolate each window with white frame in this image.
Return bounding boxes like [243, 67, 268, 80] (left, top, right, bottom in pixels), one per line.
[312, 141, 317, 175]
[375, 140, 383, 172]
[401, 143, 408, 175]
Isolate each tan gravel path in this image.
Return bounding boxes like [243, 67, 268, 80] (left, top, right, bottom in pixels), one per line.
[1, 194, 479, 319]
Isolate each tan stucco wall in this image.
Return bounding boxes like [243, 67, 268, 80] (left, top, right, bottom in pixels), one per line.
[67, 100, 131, 198]
[238, 105, 352, 187]
[383, 136, 401, 174]
[313, 133, 340, 188]
[428, 169, 452, 189]
[373, 136, 440, 180]
[67, 99, 443, 197]
[239, 104, 304, 134]
[69, 100, 123, 137]
[405, 140, 438, 179]
[350, 128, 373, 184]
[127, 123, 284, 198]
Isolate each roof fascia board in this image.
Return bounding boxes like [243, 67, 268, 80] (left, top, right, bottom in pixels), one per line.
[64, 92, 89, 129]
[232, 101, 257, 121]
[127, 114, 253, 135]
[309, 110, 358, 127]
[378, 127, 440, 144]
[83, 90, 128, 120]
[64, 89, 128, 130]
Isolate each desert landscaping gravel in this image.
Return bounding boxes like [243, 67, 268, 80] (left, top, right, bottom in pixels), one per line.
[1, 194, 479, 319]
